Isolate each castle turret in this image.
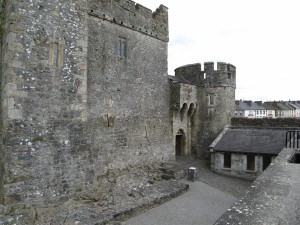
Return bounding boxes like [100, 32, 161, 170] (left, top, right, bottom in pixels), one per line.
[203, 62, 236, 88]
[173, 62, 236, 158]
[174, 62, 236, 89]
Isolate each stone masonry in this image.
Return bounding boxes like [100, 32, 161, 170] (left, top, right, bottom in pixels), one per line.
[0, 0, 171, 207]
[0, 0, 236, 223]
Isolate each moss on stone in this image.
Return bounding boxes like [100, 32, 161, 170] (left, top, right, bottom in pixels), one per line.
[32, 136, 44, 142]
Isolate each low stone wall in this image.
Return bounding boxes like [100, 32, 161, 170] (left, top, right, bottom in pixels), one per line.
[231, 118, 300, 128]
[215, 148, 300, 225]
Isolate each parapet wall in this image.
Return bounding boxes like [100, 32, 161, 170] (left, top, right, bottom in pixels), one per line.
[88, 0, 168, 42]
[232, 118, 300, 128]
[175, 62, 236, 88]
[203, 62, 236, 72]
[174, 63, 201, 84]
[216, 148, 300, 225]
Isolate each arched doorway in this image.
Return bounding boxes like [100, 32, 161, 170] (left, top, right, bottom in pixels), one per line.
[176, 129, 185, 156]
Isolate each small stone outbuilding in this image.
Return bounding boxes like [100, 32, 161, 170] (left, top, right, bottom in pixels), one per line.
[210, 128, 287, 180]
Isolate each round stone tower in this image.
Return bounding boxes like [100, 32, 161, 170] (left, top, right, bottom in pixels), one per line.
[174, 62, 236, 158]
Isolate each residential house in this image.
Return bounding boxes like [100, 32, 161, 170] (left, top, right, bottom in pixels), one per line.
[235, 100, 266, 118]
[235, 100, 244, 117]
[253, 101, 267, 118]
[277, 102, 293, 118]
[265, 102, 284, 118]
[291, 101, 300, 117]
[262, 102, 276, 118]
[286, 101, 299, 118]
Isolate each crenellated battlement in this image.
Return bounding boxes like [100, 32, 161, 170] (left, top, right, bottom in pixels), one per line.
[176, 62, 236, 73]
[174, 62, 236, 88]
[204, 62, 236, 73]
[88, 0, 169, 42]
[203, 62, 214, 71]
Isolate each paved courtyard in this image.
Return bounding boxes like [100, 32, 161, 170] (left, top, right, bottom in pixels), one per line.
[121, 158, 253, 225]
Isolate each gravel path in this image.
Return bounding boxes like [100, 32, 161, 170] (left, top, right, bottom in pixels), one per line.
[121, 157, 253, 225]
[190, 158, 253, 198]
[123, 181, 237, 225]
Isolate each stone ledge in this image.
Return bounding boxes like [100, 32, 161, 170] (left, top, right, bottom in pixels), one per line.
[215, 148, 300, 225]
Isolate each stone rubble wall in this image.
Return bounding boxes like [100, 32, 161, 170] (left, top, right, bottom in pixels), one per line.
[0, 0, 172, 213]
[1, 0, 90, 207]
[0, 165, 188, 224]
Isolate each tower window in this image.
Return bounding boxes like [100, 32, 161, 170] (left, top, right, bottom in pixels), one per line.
[208, 94, 214, 105]
[49, 41, 63, 67]
[228, 73, 232, 79]
[53, 43, 59, 66]
[118, 37, 127, 57]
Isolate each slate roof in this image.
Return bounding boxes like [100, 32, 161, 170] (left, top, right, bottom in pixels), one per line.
[235, 101, 265, 110]
[277, 102, 292, 110]
[262, 102, 276, 110]
[211, 128, 287, 155]
[289, 103, 300, 109]
[236, 101, 300, 112]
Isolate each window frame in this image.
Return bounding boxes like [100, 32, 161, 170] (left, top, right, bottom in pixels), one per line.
[228, 72, 232, 79]
[208, 94, 215, 106]
[49, 41, 63, 68]
[118, 37, 127, 58]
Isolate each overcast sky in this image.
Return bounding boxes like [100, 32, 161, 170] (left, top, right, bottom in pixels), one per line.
[136, 0, 300, 101]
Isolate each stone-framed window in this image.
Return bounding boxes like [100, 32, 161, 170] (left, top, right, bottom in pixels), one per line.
[228, 72, 232, 79]
[118, 37, 127, 58]
[224, 152, 231, 169]
[49, 41, 63, 67]
[208, 94, 215, 106]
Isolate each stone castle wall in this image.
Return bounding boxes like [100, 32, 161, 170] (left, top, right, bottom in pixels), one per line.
[0, 1, 238, 223]
[0, 0, 5, 204]
[88, 0, 168, 42]
[0, 0, 171, 207]
[86, 0, 172, 184]
[1, 0, 90, 206]
[171, 83, 197, 156]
